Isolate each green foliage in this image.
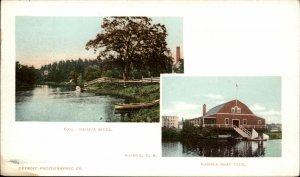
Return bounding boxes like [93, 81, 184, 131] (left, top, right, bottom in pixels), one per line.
[129, 105, 159, 122]
[92, 83, 159, 103]
[88, 83, 159, 122]
[84, 65, 102, 81]
[86, 16, 173, 80]
[69, 70, 79, 86]
[162, 127, 181, 141]
[265, 132, 282, 139]
[102, 68, 122, 78]
[40, 59, 101, 84]
[181, 121, 199, 140]
[181, 121, 218, 140]
[16, 62, 37, 90]
[173, 58, 184, 73]
[77, 73, 84, 87]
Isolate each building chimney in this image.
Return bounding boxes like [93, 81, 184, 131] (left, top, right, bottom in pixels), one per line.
[203, 104, 206, 116]
[176, 46, 180, 63]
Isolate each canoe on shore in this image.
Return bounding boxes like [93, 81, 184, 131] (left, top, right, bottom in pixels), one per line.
[115, 99, 159, 110]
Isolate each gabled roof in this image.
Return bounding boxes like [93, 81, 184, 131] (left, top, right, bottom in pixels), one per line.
[191, 99, 258, 119]
[204, 100, 237, 116]
[204, 99, 253, 116]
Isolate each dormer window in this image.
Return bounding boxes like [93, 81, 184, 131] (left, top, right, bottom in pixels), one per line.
[231, 106, 241, 113]
[231, 108, 235, 113]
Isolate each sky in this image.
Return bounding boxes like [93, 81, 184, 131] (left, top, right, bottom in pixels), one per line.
[15, 16, 183, 68]
[162, 76, 281, 124]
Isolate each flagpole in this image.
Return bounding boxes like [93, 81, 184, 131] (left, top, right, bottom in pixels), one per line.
[235, 84, 238, 106]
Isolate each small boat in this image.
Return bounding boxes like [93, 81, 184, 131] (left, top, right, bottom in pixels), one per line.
[218, 134, 232, 139]
[250, 137, 268, 142]
[248, 129, 268, 141]
[115, 99, 159, 110]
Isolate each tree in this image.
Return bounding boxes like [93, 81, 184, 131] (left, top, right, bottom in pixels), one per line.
[84, 65, 102, 81]
[16, 62, 37, 90]
[77, 73, 84, 87]
[173, 58, 184, 73]
[86, 17, 173, 80]
[69, 70, 79, 86]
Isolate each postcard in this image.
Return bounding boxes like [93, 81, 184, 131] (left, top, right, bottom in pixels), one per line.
[1, 0, 299, 176]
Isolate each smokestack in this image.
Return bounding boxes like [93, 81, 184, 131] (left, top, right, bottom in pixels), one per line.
[203, 104, 206, 116]
[176, 46, 180, 63]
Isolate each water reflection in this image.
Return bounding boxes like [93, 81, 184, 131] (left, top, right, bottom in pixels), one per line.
[16, 85, 124, 122]
[184, 140, 266, 157]
[162, 140, 282, 157]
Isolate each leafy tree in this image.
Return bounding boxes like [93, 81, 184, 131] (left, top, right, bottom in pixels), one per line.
[16, 62, 37, 90]
[181, 120, 217, 140]
[173, 58, 184, 73]
[162, 127, 180, 141]
[86, 16, 173, 80]
[40, 59, 103, 84]
[84, 65, 102, 81]
[77, 73, 84, 87]
[69, 70, 79, 86]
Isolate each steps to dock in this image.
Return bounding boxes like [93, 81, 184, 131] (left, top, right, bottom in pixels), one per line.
[233, 125, 251, 138]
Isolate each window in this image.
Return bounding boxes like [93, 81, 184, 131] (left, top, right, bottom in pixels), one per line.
[225, 118, 229, 124]
[231, 106, 241, 113]
[243, 119, 247, 125]
[204, 119, 216, 124]
[258, 120, 262, 124]
[237, 108, 241, 113]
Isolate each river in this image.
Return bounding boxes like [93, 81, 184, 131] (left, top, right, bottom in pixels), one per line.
[16, 85, 124, 122]
[162, 139, 281, 157]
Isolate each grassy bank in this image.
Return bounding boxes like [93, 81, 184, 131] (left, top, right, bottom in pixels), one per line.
[86, 82, 160, 122]
[86, 82, 159, 102]
[265, 131, 282, 139]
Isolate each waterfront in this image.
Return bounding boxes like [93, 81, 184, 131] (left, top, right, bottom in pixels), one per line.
[16, 85, 123, 122]
[162, 139, 281, 157]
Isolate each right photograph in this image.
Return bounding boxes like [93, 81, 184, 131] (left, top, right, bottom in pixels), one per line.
[161, 76, 281, 157]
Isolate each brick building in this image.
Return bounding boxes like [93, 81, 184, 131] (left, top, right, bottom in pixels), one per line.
[162, 116, 179, 128]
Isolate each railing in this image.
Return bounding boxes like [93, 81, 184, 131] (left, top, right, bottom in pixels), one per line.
[232, 125, 251, 138]
[241, 125, 267, 129]
[203, 124, 266, 129]
[84, 77, 160, 87]
[203, 124, 233, 128]
[239, 125, 251, 137]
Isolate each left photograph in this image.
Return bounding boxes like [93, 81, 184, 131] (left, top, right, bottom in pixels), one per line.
[15, 16, 183, 122]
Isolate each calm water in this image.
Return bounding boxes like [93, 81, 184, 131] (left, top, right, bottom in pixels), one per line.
[16, 85, 124, 122]
[162, 139, 281, 157]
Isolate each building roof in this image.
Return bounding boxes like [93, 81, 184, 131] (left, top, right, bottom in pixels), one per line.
[205, 102, 227, 116]
[189, 99, 262, 120]
[204, 99, 254, 116]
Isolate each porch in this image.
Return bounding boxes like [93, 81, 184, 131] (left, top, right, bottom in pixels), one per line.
[203, 124, 267, 130]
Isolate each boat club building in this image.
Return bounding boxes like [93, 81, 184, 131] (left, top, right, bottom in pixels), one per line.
[188, 99, 267, 132]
